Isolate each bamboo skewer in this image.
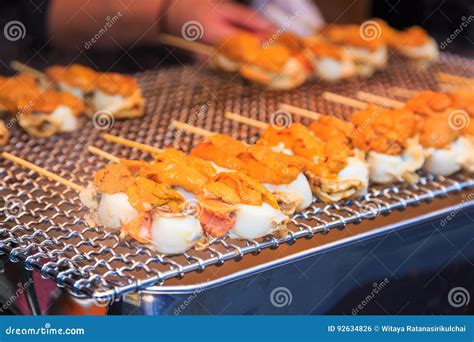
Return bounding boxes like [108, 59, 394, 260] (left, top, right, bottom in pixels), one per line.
[2, 152, 84, 192]
[322, 92, 368, 109]
[171, 120, 215, 137]
[225, 112, 269, 130]
[102, 133, 163, 154]
[388, 87, 419, 98]
[158, 34, 214, 56]
[356, 91, 405, 109]
[436, 72, 474, 87]
[278, 103, 322, 121]
[87, 146, 120, 163]
[10, 61, 49, 83]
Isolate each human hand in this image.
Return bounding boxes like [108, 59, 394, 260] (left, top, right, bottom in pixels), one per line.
[164, 0, 276, 45]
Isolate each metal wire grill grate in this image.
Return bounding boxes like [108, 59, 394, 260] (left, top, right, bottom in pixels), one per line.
[0, 53, 473, 299]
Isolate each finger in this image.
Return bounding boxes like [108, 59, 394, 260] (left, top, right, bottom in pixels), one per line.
[218, 3, 276, 33]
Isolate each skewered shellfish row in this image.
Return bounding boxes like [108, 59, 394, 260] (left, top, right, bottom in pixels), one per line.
[3, 148, 290, 255]
[356, 89, 474, 175]
[319, 24, 388, 76]
[11, 62, 145, 119]
[0, 73, 84, 137]
[327, 91, 473, 177]
[224, 111, 369, 203]
[110, 125, 314, 214]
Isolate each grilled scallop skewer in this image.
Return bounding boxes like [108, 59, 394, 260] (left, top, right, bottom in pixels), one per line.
[104, 130, 313, 214]
[11, 62, 145, 119]
[273, 33, 356, 82]
[0, 74, 84, 137]
[355, 90, 474, 175]
[160, 32, 308, 90]
[321, 24, 388, 76]
[375, 19, 438, 63]
[2, 151, 203, 255]
[323, 92, 425, 183]
[89, 146, 289, 241]
[225, 111, 369, 202]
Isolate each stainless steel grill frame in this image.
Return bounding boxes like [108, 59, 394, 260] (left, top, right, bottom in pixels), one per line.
[0, 53, 473, 302]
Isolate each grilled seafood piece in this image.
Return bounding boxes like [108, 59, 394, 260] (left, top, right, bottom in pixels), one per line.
[208, 33, 261, 73]
[274, 33, 356, 81]
[375, 19, 438, 63]
[258, 120, 369, 202]
[404, 90, 473, 174]
[239, 44, 308, 90]
[322, 24, 388, 73]
[351, 105, 425, 183]
[46, 64, 145, 118]
[190, 134, 313, 213]
[0, 74, 84, 137]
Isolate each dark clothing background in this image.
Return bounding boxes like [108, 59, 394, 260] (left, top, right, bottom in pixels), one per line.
[373, 0, 474, 57]
[0, 0, 472, 74]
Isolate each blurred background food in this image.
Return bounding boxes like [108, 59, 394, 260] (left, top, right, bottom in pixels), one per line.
[0, 0, 472, 74]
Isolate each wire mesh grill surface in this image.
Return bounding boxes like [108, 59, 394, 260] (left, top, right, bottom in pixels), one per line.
[0, 53, 473, 299]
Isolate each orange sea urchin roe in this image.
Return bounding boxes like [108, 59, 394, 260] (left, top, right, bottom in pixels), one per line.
[190, 134, 306, 185]
[0, 74, 41, 113]
[449, 89, 474, 117]
[95, 72, 139, 97]
[351, 105, 418, 155]
[217, 32, 261, 63]
[252, 45, 292, 72]
[46, 64, 97, 92]
[203, 171, 278, 208]
[307, 41, 344, 60]
[397, 26, 430, 46]
[93, 162, 184, 212]
[418, 112, 460, 149]
[405, 91, 452, 115]
[325, 25, 384, 51]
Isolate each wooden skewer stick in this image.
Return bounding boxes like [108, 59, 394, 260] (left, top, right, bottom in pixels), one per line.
[225, 112, 268, 130]
[158, 34, 214, 56]
[171, 120, 215, 137]
[322, 92, 368, 109]
[87, 146, 120, 163]
[278, 103, 322, 121]
[10, 61, 48, 81]
[102, 133, 163, 154]
[356, 91, 405, 109]
[436, 72, 474, 86]
[388, 87, 419, 98]
[2, 152, 84, 192]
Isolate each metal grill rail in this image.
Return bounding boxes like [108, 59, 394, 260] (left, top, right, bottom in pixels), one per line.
[0, 53, 473, 300]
